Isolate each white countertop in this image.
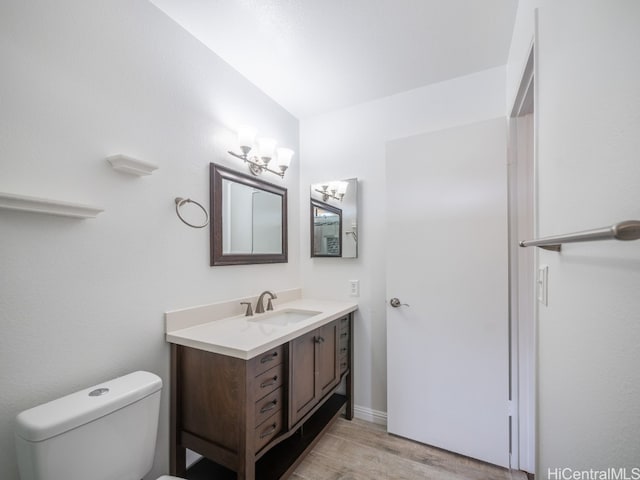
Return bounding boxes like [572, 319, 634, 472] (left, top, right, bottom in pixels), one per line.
[166, 298, 358, 360]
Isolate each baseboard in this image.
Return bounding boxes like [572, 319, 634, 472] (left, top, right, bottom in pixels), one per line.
[353, 405, 388, 427]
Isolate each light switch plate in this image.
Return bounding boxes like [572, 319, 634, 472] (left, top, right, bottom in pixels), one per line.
[349, 280, 360, 297]
[537, 265, 549, 306]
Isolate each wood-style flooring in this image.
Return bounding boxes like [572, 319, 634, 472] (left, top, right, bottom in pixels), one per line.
[293, 418, 526, 480]
[186, 417, 529, 480]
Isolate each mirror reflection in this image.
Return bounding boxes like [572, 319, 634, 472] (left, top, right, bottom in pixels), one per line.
[222, 179, 282, 254]
[210, 163, 288, 266]
[310, 178, 358, 258]
[311, 200, 342, 257]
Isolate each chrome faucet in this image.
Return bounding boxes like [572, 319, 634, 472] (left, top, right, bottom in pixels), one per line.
[255, 290, 277, 314]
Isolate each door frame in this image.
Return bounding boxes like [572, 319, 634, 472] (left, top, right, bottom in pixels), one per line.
[507, 43, 536, 473]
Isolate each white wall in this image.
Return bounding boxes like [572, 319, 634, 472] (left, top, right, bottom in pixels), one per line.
[0, 1, 299, 479]
[300, 67, 506, 416]
[508, 0, 640, 474]
[534, 1, 640, 474]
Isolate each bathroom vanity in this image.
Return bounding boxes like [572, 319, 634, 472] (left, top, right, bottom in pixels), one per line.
[166, 294, 356, 480]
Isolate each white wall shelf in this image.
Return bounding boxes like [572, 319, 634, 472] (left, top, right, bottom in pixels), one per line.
[106, 154, 158, 176]
[0, 192, 104, 219]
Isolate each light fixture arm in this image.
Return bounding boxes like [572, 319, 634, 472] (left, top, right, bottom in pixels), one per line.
[314, 186, 344, 202]
[227, 150, 286, 178]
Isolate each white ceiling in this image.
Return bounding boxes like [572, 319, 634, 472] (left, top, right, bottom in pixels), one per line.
[150, 0, 518, 119]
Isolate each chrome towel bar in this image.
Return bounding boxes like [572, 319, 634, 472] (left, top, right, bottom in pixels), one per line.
[519, 220, 640, 251]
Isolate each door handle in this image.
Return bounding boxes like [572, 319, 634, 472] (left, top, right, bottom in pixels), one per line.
[389, 298, 410, 308]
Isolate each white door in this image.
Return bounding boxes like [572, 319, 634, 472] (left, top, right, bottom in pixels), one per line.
[386, 118, 510, 468]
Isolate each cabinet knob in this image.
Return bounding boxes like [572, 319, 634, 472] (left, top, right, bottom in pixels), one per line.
[260, 400, 278, 414]
[260, 376, 278, 388]
[259, 423, 278, 439]
[260, 352, 278, 364]
[314, 336, 325, 344]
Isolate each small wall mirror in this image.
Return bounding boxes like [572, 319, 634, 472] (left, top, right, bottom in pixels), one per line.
[310, 178, 358, 258]
[210, 163, 287, 266]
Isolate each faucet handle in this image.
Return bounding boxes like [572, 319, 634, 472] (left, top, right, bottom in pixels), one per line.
[267, 298, 274, 311]
[240, 302, 253, 317]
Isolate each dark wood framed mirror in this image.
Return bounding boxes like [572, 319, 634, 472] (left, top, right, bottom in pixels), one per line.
[210, 163, 288, 266]
[310, 199, 342, 257]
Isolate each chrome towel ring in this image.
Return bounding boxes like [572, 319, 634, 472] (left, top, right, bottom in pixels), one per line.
[175, 197, 209, 228]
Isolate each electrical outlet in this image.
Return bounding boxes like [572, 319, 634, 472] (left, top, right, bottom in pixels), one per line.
[349, 280, 360, 297]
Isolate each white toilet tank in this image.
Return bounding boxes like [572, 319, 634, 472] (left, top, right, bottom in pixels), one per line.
[15, 371, 163, 480]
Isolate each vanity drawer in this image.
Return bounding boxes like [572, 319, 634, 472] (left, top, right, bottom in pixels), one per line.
[251, 345, 284, 377]
[254, 387, 283, 427]
[339, 316, 350, 374]
[254, 364, 284, 400]
[340, 353, 349, 374]
[254, 411, 282, 453]
[339, 346, 349, 375]
[339, 315, 350, 332]
[339, 344, 349, 357]
[339, 329, 349, 347]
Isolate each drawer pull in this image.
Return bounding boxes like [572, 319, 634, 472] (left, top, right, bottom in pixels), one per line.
[260, 376, 278, 388]
[260, 352, 278, 364]
[314, 336, 325, 344]
[340, 332, 348, 338]
[340, 347, 348, 353]
[259, 423, 278, 439]
[341, 362, 348, 369]
[260, 400, 278, 413]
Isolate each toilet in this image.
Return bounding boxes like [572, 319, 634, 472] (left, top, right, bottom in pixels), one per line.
[14, 371, 182, 480]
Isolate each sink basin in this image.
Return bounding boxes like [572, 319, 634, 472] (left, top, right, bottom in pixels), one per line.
[249, 309, 320, 326]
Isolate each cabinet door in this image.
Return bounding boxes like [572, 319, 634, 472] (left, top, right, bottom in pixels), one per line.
[317, 321, 340, 398]
[290, 329, 318, 426]
[290, 320, 341, 427]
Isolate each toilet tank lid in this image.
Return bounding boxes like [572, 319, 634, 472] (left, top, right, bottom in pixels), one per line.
[15, 371, 162, 442]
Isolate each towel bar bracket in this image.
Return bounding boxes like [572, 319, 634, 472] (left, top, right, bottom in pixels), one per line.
[538, 245, 562, 252]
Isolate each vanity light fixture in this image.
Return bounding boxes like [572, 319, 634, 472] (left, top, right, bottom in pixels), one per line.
[315, 181, 348, 202]
[227, 126, 294, 178]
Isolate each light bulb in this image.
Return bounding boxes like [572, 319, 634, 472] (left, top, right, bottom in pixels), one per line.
[276, 147, 294, 172]
[237, 126, 255, 155]
[258, 138, 277, 163]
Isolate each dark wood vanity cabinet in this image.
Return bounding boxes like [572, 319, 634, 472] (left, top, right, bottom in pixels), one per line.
[170, 313, 354, 480]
